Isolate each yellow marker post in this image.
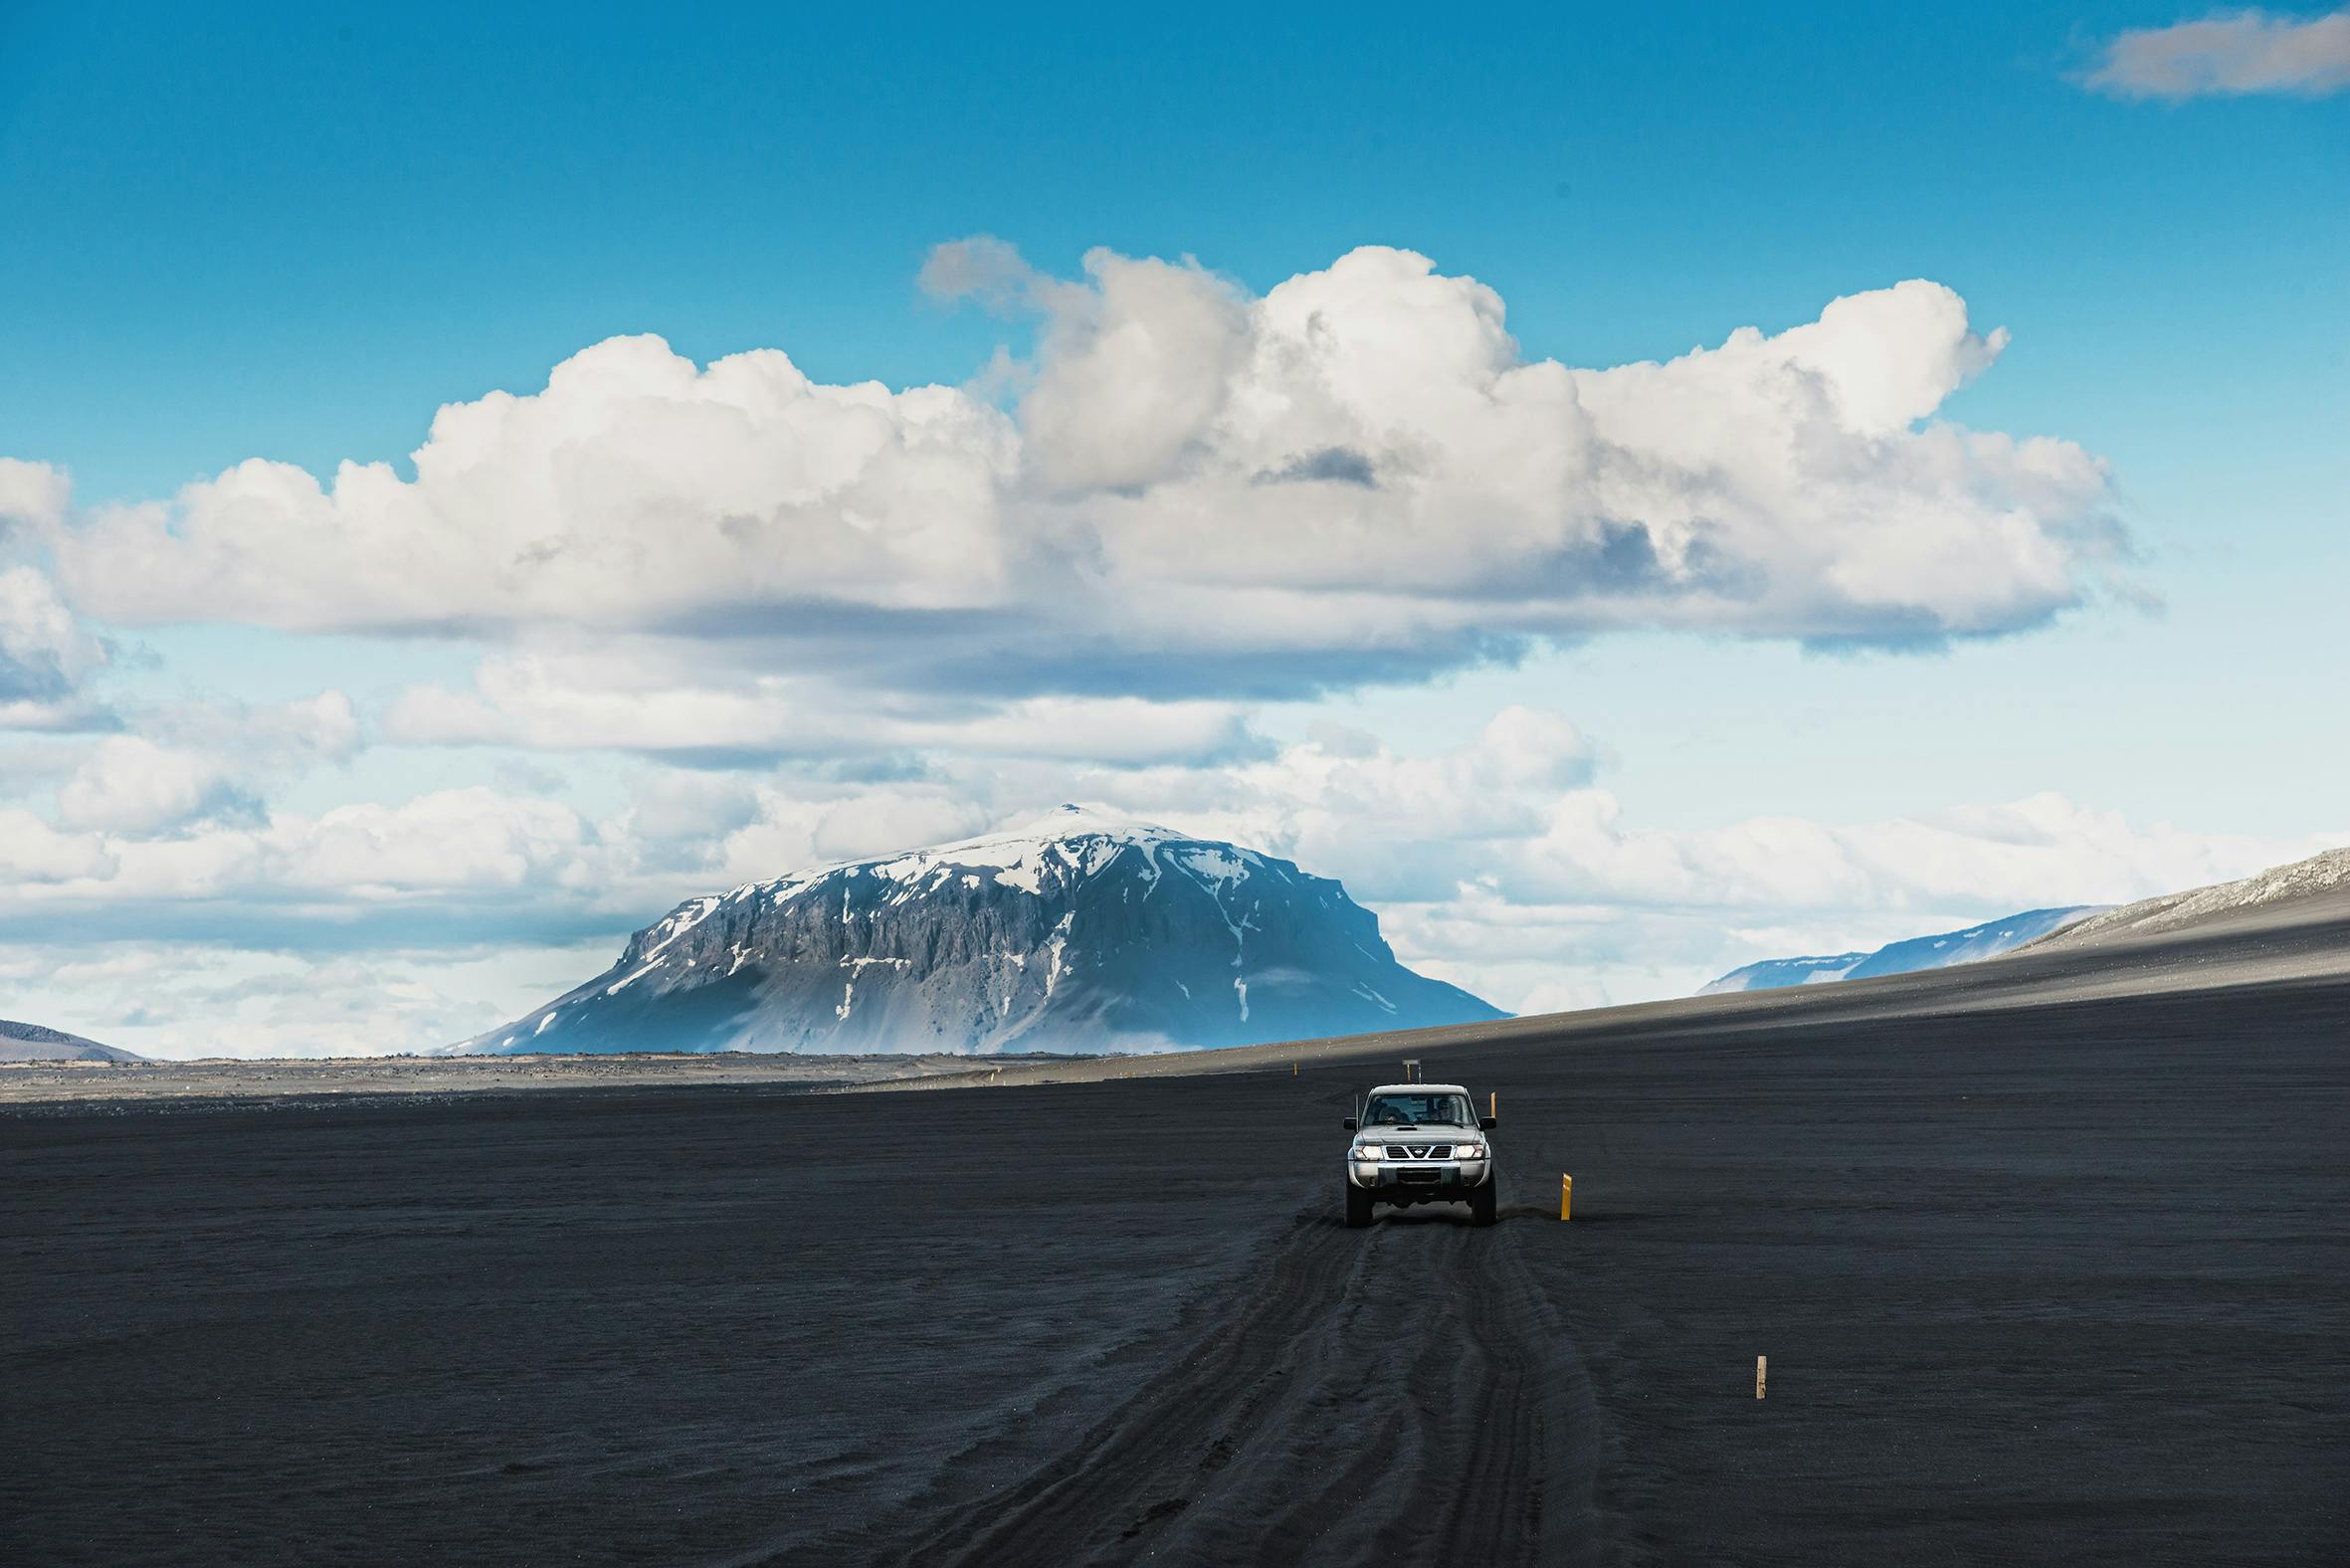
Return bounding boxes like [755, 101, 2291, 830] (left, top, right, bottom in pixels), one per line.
[1559, 1173, 1572, 1222]
[1488, 1090, 1496, 1119]
[1756, 1356, 1767, 1400]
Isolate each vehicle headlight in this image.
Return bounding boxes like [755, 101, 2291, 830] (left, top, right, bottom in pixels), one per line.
[1351, 1144, 1386, 1160]
[1453, 1143, 1485, 1159]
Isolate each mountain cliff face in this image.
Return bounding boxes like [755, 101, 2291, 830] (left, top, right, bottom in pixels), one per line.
[1699, 906, 2101, 995]
[465, 806, 1504, 1056]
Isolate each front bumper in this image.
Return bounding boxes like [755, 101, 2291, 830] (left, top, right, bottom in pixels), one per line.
[1346, 1157, 1491, 1195]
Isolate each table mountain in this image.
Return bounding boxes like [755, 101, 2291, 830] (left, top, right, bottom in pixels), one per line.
[464, 805, 1503, 1055]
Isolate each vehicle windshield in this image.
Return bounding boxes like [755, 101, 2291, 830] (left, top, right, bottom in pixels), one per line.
[1361, 1091, 1474, 1127]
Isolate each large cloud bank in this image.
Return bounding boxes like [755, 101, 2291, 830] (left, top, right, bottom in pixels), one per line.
[1, 709, 2336, 1054]
[47, 246, 2121, 707]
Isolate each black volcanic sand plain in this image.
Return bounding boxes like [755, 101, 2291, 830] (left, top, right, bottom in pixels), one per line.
[4, 952, 2346, 1564]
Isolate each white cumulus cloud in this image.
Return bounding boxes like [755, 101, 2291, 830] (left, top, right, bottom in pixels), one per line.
[53, 691, 362, 835]
[0, 459, 73, 531]
[57, 737, 258, 834]
[40, 244, 2125, 719]
[0, 565, 110, 730]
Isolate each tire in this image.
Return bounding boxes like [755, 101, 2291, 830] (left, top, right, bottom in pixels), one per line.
[1345, 1182, 1375, 1229]
[1469, 1176, 1498, 1228]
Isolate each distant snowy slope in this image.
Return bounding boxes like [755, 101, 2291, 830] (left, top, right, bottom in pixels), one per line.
[0, 1020, 144, 1063]
[2030, 846, 2350, 948]
[1844, 908, 2105, 977]
[461, 805, 1504, 1056]
[1698, 952, 1871, 995]
[1700, 907, 2101, 996]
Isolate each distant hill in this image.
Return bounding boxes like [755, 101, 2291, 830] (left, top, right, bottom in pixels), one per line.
[461, 804, 1504, 1056]
[1700, 906, 2102, 996]
[2027, 846, 2350, 950]
[0, 1020, 144, 1063]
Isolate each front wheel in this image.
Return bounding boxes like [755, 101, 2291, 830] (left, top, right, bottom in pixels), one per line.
[1345, 1182, 1374, 1228]
[1469, 1177, 1498, 1227]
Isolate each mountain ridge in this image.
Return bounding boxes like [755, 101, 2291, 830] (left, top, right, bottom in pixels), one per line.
[0, 1019, 144, 1063]
[2025, 845, 2350, 950]
[1700, 906, 2101, 995]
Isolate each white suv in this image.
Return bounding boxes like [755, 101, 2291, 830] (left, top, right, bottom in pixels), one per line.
[1342, 1081, 1498, 1228]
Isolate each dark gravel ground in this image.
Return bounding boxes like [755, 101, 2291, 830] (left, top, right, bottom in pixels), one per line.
[3, 973, 2344, 1565]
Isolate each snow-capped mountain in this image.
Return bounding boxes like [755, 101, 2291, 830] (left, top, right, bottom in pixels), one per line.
[1699, 906, 2103, 996]
[463, 805, 1504, 1056]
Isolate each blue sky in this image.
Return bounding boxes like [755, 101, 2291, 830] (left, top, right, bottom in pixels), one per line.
[0, 2, 2343, 1053]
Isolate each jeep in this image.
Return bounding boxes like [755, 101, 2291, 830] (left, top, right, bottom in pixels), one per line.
[1342, 1081, 1498, 1227]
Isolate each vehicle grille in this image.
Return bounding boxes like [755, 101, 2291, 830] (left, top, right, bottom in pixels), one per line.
[1386, 1143, 1454, 1160]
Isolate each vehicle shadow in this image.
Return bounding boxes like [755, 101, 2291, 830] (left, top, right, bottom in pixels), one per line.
[1364, 1202, 1480, 1227]
[1316, 1201, 1651, 1228]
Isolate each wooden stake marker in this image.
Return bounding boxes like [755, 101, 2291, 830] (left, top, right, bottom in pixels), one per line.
[1756, 1356, 1767, 1400]
[1559, 1173, 1572, 1222]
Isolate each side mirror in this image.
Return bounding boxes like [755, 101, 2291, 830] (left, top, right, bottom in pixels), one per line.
[1342, 1117, 1358, 1131]
[1479, 1115, 1496, 1131]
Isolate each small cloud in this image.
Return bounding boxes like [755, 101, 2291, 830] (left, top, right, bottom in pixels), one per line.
[0, 459, 72, 533]
[0, 564, 111, 732]
[917, 235, 1048, 311]
[0, 696, 119, 733]
[1255, 447, 1379, 488]
[2085, 7, 2350, 99]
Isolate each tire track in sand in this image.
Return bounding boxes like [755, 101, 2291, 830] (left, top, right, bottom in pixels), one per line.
[847, 1197, 1600, 1568]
